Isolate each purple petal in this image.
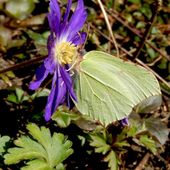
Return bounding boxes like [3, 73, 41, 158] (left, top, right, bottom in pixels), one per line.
[29, 64, 49, 90]
[48, 0, 61, 35]
[44, 70, 67, 121]
[47, 33, 54, 51]
[120, 117, 129, 126]
[44, 50, 56, 74]
[66, 0, 87, 41]
[60, 66, 77, 101]
[51, 71, 67, 113]
[44, 71, 57, 121]
[71, 32, 87, 45]
[63, 0, 72, 22]
[58, 0, 72, 38]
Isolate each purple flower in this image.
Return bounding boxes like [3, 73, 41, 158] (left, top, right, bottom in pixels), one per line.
[29, 0, 87, 121]
[120, 117, 129, 126]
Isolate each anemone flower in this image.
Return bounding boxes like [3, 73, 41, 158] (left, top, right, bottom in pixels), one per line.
[120, 117, 129, 126]
[29, 0, 87, 121]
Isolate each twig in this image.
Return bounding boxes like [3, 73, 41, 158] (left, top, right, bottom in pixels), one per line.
[107, 6, 170, 61]
[90, 24, 170, 90]
[133, 0, 162, 60]
[146, 55, 162, 66]
[0, 56, 45, 74]
[97, 0, 119, 57]
[135, 152, 150, 170]
[135, 58, 170, 89]
[90, 24, 133, 57]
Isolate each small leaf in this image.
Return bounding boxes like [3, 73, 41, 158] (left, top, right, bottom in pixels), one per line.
[5, 0, 35, 20]
[145, 118, 169, 145]
[16, 88, 24, 103]
[104, 150, 118, 170]
[90, 133, 111, 154]
[146, 47, 157, 60]
[7, 93, 18, 104]
[4, 123, 73, 169]
[114, 141, 130, 148]
[139, 135, 157, 154]
[52, 107, 80, 128]
[31, 88, 50, 100]
[0, 136, 10, 155]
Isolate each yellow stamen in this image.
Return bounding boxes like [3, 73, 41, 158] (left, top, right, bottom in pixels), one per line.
[55, 42, 77, 65]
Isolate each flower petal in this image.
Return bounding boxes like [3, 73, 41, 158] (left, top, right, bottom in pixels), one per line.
[44, 71, 57, 121]
[63, 0, 72, 22]
[44, 42, 57, 74]
[48, 0, 61, 35]
[60, 66, 77, 101]
[66, 0, 87, 41]
[29, 64, 49, 90]
[47, 33, 54, 51]
[44, 70, 67, 121]
[120, 117, 129, 126]
[71, 32, 87, 45]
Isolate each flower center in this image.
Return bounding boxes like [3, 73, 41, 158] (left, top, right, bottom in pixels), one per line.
[55, 42, 77, 65]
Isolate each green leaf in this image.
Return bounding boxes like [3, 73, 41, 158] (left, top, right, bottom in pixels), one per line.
[4, 123, 73, 169]
[90, 132, 111, 154]
[31, 88, 50, 100]
[7, 93, 18, 104]
[22, 160, 50, 170]
[27, 30, 48, 55]
[5, 0, 35, 20]
[75, 51, 161, 126]
[139, 135, 157, 154]
[128, 0, 141, 3]
[146, 47, 157, 60]
[52, 107, 80, 128]
[144, 118, 169, 145]
[16, 88, 24, 103]
[104, 150, 118, 170]
[7, 88, 29, 104]
[0, 135, 10, 155]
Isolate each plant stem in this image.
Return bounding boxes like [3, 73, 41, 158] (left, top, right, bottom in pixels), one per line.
[0, 56, 45, 74]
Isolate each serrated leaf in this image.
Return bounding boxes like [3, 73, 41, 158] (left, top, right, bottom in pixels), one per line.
[114, 141, 130, 148]
[104, 150, 118, 170]
[90, 133, 111, 154]
[75, 51, 161, 126]
[4, 123, 73, 169]
[144, 118, 169, 145]
[4, 136, 47, 164]
[7, 93, 18, 104]
[139, 135, 157, 154]
[21, 160, 50, 170]
[0, 136, 10, 154]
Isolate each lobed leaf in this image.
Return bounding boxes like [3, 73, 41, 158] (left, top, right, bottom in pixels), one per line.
[104, 150, 118, 170]
[139, 135, 157, 154]
[90, 133, 111, 154]
[0, 135, 10, 155]
[144, 118, 169, 145]
[4, 123, 73, 169]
